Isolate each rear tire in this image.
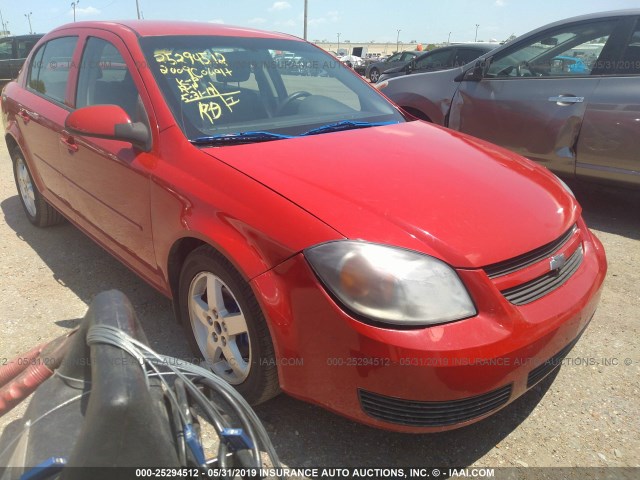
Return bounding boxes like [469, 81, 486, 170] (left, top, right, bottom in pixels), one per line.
[178, 245, 280, 405]
[11, 146, 64, 227]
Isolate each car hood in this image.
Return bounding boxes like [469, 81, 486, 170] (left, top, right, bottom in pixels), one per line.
[202, 121, 578, 268]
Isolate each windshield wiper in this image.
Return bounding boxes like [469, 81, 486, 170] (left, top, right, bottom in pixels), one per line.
[190, 131, 292, 146]
[191, 121, 399, 145]
[300, 120, 398, 136]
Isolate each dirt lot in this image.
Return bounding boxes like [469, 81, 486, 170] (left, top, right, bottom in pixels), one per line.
[0, 142, 638, 475]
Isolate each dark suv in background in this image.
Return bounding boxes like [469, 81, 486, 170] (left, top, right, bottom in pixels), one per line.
[0, 34, 43, 83]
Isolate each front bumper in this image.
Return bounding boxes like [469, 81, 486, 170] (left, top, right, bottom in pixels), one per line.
[251, 220, 607, 432]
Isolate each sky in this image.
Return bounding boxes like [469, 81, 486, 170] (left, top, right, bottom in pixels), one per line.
[1, 0, 638, 44]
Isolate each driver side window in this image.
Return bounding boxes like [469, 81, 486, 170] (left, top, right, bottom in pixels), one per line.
[487, 19, 616, 78]
[76, 37, 141, 120]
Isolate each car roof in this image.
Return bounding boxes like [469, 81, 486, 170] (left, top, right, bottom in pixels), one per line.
[48, 20, 302, 42]
[500, 9, 640, 46]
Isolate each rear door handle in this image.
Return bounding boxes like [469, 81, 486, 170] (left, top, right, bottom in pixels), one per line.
[548, 95, 584, 104]
[60, 136, 79, 152]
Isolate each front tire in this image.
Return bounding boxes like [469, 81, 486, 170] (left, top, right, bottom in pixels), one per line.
[178, 245, 280, 404]
[369, 68, 380, 83]
[11, 146, 63, 227]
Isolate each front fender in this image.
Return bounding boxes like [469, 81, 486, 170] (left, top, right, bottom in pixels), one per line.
[150, 127, 343, 295]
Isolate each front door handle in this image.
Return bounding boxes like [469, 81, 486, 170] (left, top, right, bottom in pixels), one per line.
[548, 95, 584, 104]
[18, 110, 31, 124]
[60, 136, 79, 152]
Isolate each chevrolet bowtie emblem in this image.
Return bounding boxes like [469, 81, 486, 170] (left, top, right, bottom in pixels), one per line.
[549, 253, 567, 274]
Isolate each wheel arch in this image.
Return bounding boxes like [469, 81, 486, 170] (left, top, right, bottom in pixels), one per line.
[5, 133, 19, 160]
[166, 233, 273, 323]
[401, 106, 432, 122]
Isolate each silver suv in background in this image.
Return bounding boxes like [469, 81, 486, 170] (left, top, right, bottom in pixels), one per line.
[380, 10, 640, 187]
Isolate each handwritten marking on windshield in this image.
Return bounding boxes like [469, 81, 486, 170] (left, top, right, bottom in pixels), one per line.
[154, 49, 241, 125]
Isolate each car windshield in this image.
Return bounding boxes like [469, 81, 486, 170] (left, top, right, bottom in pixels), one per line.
[139, 35, 404, 142]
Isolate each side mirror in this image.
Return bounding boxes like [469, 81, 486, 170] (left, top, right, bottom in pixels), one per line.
[454, 58, 490, 82]
[65, 105, 151, 152]
[406, 61, 415, 73]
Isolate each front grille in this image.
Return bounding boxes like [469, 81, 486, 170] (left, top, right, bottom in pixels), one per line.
[359, 384, 512, 427]
[484, 225, 577, 278]
[501, 246, 583, 306]
[527, 334, 582, 388]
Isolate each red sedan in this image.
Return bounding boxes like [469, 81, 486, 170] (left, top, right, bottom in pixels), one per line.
[1, 21, 606, 432]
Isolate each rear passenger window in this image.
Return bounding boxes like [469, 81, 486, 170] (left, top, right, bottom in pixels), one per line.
[455, 49, 485, 67]
[27, 36, 78, 103]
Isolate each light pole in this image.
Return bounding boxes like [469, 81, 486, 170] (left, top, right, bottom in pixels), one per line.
[136, 0, 141, 20]
[337, 32, 340, 55]
[448, 32, 452, 45]
[475, 24, 479, 42]
[303, 0, 308, 40]
[71, 1, 79, 22]
[0, 9, 7, 34]
[24, 12, 33, 34]
[396, 29, 401, 53]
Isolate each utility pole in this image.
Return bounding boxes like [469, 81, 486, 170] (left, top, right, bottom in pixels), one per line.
[25, 12, 33, 34]
[136, 0, 141, 20]
[337, 32, 340, 55]
[448, 32, 451, 45]
[303, 0, 308, 40]
[0, 9, 6, 34]
[71, 1, 79, 22]
[396, 29, 401, 53]
[475, 24, 479, 42]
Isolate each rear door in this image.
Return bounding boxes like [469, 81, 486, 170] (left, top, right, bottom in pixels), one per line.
[16, 35, 79, 208]
[448, 17, 624, 178]
[576, 16, 640, 186]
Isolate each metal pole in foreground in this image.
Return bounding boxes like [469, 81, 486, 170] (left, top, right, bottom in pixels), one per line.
[136, 0, 141, 20]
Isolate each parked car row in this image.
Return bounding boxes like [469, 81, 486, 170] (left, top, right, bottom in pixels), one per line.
[2, 19, 606, 432]
[379, 9, 640, 187]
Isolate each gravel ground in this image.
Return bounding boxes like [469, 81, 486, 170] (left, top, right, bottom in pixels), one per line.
[0, 142, 638, 476]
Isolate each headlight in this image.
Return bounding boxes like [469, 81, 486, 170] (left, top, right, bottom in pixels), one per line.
[304, 241, 476, 326]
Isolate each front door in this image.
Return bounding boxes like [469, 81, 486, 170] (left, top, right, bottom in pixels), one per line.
[59, 32, 160, 282]
[576, 17, 640, 187]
